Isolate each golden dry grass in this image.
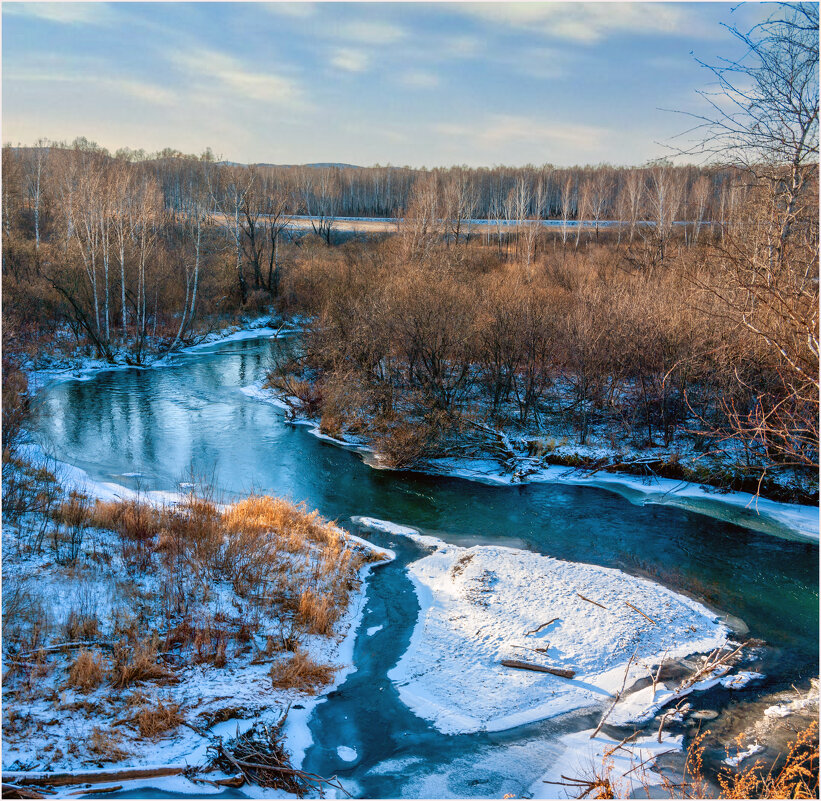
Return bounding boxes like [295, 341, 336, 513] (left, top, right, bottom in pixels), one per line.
[716, 722, 819, 799]
[269, 648, 337, 694]
[574, 722, 819, 800]
[296, 589, 337, 636]
[66, 649, 106, 692]
[222, 495, 340, 549]
[88, 726, 130, 762]
[134, 698, 184, 738]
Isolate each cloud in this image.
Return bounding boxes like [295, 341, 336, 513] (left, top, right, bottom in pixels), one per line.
[262, 2, 318, 19]
[170, 48, 303, 105]
[3, 2, 117, 26]
[435, 114, 607, 152]
[461, 3, 705, 44]
[5, 70, 176, 106]
[330, 48, 369, 73]
[400, 70, 439, 89]
[338, 20, 405, 45]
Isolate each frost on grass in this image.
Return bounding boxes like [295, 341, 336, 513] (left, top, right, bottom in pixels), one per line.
[374, 523, 729, 734]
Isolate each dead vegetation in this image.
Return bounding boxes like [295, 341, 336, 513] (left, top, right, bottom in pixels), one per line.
[207, 718, 349, 797]
[133, 698, 184, 738]
[269, 648, 338, 694]
[2, 482, 381, 775]
[66, 649, 106, 692]
[555, 721, 818, 800]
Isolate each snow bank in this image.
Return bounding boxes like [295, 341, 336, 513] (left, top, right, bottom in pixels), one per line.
[357, 520, 729, 735]
[428, 459, 819, 543]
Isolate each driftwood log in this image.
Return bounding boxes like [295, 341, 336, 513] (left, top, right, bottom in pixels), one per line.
[2, 785, 47, 799]
[501, 659, 575, 678]
[2, 766, 186, 788]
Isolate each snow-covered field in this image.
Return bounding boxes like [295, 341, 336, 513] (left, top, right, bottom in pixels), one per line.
[354, 518, 731, 735]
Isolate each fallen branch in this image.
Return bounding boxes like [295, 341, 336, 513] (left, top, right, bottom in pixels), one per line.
[622, 749, 677, 777]
[577, 593, 607, 610]
[67, 786, 123, 796]
[500, 659, 575, 678]
[2, 766, 186, 788]
[1, 785, 47, 799]
[590, 650, 637, 739]
[624, 601, 656, 625]
[603, 731, 639, 758]
[14, 641, 116, 660]
[525, 618, 558, 635]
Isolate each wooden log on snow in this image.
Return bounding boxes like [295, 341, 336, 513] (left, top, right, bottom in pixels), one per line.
[501, 659, 575, 678]
[2, 766, 186, 788]
[2, 784, 47, 799]
[67, 786, 123, 796]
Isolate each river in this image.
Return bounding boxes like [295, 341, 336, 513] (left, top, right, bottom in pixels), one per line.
[30, 333, 818, 798]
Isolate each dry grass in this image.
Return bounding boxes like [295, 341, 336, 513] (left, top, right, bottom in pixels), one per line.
[269, 648, 337, 694]
[571, 722, 819, 799]
[109, 640, 175, 689]
[134, 698, 184, 738]
[88, 726, 130, 762]
[64, 610, 100, 641]
[66, 649, 106, 692]
[716, 722, 819, 799]
[295, 588, 338, 636]
[223, 495, 340, 549]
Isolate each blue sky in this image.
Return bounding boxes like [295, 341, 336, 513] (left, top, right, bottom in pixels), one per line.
[2, 1, 770, 167]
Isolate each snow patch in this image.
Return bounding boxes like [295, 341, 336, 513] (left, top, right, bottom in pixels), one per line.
[725, 743, 764, 768]
[382, 523, 729, 734]
[337, 746, 358, 762]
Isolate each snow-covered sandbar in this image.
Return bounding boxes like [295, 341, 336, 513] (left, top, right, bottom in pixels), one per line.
[355, 518, 729, 735]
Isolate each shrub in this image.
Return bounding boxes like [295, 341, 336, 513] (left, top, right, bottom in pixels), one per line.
[109, 640, 175, 689]
[88, 726, 129, 762]
[296, 589, 337, 636]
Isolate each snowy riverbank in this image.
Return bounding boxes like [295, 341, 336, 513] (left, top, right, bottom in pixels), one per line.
[22, 315, 301, 395]
[353, 518, 731, 736]
[241, 375, 819, 544]
[2, 449, 391, 799]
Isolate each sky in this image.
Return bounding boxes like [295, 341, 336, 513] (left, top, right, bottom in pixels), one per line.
[1, 1, 772, 168]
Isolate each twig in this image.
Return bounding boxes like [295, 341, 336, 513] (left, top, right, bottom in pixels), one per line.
[622, 749, 677, 777]
[525, 618, 558, 635]
[590, 650, 637, 739]
[577, 593, 607, 610]
[603, 731, 639, 758]
[624, 601, 656, 625]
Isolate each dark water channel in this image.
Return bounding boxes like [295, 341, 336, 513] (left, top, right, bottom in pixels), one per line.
[30, 335, 818, 798]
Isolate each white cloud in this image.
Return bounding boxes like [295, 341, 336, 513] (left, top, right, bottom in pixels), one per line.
[461, 3, 705, 44]
[262, 2, 318, 19]
[400, 70, 439, 89]
[3, 2, 117, 26]
[330, 47, 370, 73]
[339, 20, 405, 45]
[6, 70, 175, 106]
[170, 48, 302, 105]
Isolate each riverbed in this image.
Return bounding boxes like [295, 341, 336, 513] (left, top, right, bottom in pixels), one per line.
[29, 333, 819, 798]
